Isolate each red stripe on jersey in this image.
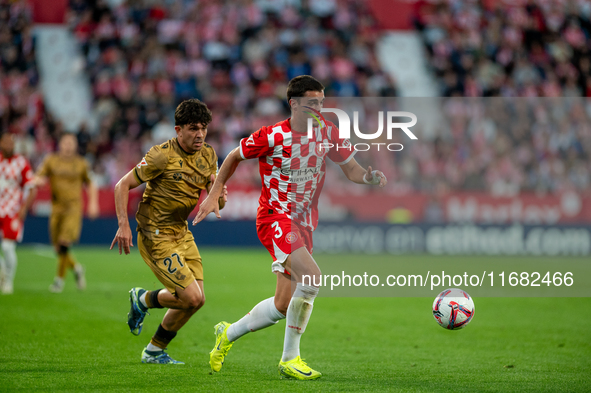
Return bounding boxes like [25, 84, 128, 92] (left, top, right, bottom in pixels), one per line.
[240, 118, 355, 230]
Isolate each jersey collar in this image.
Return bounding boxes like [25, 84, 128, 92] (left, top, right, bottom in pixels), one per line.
[175, 137, 198, 156]
[287, 117, 308, 135]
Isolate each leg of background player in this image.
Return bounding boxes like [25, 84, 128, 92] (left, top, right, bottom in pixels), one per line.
[0, 248, 6, 291]
[58, 238, 85, 290]
[1, 240, 17, 294]
[65, 250, 86, 290]
[50, 243, 86, 292]
[50, 244, 69, 292]
[49, 216, 65, 292]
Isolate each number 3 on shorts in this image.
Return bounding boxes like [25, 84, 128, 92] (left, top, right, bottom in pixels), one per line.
[271, 221, 283, 239]
[163, 253, 184, 274]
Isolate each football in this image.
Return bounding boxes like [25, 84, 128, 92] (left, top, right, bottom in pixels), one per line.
[432, 288, 475, 330]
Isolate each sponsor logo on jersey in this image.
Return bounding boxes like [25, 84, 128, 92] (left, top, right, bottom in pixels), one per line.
[280, 166, 321, 183]
[285, 232, 298, 244]
[171, 173, 206, 184]
[179, 159, 183, 168]
[245, 135, 255, 146]
[137, 158, 148, 168]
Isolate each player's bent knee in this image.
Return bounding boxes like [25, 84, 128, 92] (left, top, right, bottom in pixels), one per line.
[309, 265, 322, 278]
[57, 244, 69, 255]
[184, 292, 203, 310]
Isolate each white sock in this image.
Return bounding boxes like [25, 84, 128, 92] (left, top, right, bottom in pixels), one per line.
[281, 283, 319, 362]
[1, 240, 17, 286]
[139, 291, 148, 308]
[226, 297, 286, 342]
[146, 342, 162, 352]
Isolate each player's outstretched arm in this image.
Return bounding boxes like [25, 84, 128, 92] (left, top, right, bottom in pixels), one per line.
[193, 147, 244, 225]
[339, 158, 387, 187]
[18, 184, 37, 222]
[111, 170, 140, 255]
[206, 174, 228, 211]
[32, 175, 48, 187]
[87, 180, 100, 219]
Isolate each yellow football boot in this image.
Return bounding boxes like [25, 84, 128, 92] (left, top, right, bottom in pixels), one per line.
[209, 321, 234, 372]
[278, 356, 322, 380]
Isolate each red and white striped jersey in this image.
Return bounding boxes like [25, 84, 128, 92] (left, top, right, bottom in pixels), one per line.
[0, 153, 34, 218]
[240, 118, 355, 230]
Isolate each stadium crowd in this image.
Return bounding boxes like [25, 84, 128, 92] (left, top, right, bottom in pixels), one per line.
[1, 0, 591, 201]
[415, 0, 591, 98]
[67, 0, 393, 190]
[0, 0, 48, 168]
[409, 0, 591, 195]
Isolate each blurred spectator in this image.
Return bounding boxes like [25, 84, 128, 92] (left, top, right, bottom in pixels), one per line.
[0, 0, 58, 169]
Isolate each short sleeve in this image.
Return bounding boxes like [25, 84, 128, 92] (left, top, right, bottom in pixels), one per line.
[239, 127, 273, 159]
[210, 148, 218, 176]
[327, 123, 356, 165]
[20, 158, 35, 188]
[36, 155, 52, 177]
[134, 146, 167, 184]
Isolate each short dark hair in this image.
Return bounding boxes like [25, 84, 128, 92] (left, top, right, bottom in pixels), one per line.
[174, 99, 213, 127]
[287, 75, 324, 103]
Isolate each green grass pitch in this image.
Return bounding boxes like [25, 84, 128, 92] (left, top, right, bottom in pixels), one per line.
[1, 246, 590, 392]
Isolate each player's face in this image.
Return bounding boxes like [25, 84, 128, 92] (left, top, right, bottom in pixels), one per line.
[291, 90, 325, 122]
[59, 135, 78, 156]
[176, 123, 207, 153]
[0, 133, 15, 157]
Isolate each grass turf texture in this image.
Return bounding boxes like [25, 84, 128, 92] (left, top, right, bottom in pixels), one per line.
[1, 246, 589, 392]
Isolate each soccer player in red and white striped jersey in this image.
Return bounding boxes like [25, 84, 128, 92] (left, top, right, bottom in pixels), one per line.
[0, 132, 36, 294]
[195, 75, 386, 379]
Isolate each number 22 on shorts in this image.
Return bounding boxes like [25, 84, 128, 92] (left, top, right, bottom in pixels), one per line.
[163, 253, 184, 274]
[271, 221, 283, 239]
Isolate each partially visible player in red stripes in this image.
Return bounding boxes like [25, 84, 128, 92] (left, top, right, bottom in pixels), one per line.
[195, 75, 386, 380]
[0, 132, 36, 294]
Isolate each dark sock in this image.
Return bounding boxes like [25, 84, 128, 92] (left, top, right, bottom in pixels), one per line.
[150, 324, 177, 349]
[145, 289, 164, 309]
